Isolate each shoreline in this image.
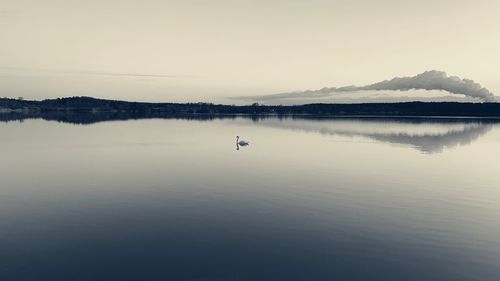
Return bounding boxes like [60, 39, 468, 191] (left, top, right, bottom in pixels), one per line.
[1, 96, 500, 118]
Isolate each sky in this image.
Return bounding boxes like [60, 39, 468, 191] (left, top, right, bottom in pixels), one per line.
[1, 0, 499, 104]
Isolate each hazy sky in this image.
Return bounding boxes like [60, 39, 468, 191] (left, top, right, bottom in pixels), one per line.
[1, 0, 499, 103]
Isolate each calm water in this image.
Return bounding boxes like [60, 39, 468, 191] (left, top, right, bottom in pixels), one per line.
[1, 116, 500, 281]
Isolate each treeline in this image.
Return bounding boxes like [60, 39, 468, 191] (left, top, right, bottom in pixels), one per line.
[1, 96, 500, 117]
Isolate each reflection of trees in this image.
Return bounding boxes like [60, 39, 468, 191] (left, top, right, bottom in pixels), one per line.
[0, 112, 241, 125]
[0, 112, 285, 125]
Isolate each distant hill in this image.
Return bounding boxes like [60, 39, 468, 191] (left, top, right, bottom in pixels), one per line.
[1, 96, 500, 117]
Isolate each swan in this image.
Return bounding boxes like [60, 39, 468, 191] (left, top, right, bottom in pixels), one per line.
[236, 136, 249, 146]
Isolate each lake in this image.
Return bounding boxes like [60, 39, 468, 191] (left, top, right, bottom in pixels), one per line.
[1, 116, 500, 281]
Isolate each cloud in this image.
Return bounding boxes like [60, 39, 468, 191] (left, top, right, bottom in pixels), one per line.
[235, 70, 496, 103]
[0, 10, 18, 18]
[0, 66, 178, 78]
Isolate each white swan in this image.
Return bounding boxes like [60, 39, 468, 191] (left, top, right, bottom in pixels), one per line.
[236, 136, 249, 146]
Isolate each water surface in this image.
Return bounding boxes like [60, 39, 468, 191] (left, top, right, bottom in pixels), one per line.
[1, 116, 500, 281]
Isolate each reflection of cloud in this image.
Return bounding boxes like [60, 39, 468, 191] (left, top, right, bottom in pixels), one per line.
[247, 118, 495, 154]
[351, 125, 491, 154]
